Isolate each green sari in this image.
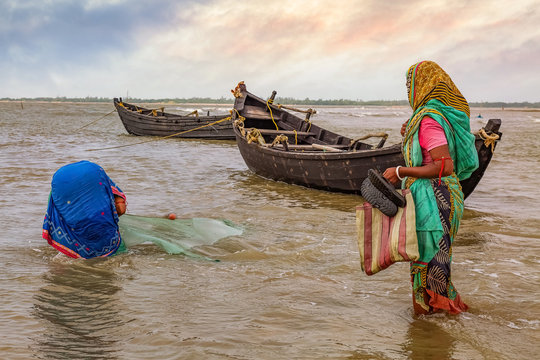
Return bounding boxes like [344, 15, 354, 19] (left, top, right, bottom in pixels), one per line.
[402, 61, 479, 313]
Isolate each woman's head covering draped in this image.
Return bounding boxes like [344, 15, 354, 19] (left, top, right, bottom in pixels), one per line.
[401, 61, 478, 264]
[42, 161, 126, 259]
[406, 61, 470, 117]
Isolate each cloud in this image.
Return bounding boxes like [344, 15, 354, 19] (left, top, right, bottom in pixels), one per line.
[1, 0, 539, 101]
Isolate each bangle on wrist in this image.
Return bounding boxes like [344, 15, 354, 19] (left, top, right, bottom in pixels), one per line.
[396, 166, 404, 181]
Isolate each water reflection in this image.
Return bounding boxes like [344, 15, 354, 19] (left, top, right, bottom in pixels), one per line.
[32, 259, 127, 359]
[229, 170, 361, 212]
[403, 318, 455, 360]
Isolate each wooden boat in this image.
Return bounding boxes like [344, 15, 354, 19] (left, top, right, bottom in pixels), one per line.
[113, 98, 235, 140]
[230, 82, 502, 199]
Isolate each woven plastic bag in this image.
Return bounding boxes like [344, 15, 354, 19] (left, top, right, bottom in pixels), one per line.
[356, 189, 419, 275]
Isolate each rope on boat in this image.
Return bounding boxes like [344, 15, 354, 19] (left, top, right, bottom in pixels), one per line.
[270, 134, 289, 148]
[266, 99, 279, 130]
[119, 101, 166, 116]
[277, 104, 315, 131]
[246, 128, 266, 145]
[305, 117, 312, 132]
[232, 109, 247, 136]
[73, 108, 117, 132]
[231, 81, 244, 98]
[86, 112, 235, 151]
[267, 99, 317, 133]
[475, 128, 500, 152]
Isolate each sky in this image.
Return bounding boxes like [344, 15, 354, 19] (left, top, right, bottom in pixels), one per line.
[1, 0, 539, 102]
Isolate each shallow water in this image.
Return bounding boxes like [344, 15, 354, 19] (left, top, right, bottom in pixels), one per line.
[0, 101, 538, 359]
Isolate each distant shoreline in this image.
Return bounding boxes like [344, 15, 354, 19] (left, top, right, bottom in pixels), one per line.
[1, 97, 539, 109]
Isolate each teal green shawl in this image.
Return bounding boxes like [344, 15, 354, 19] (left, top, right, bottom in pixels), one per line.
[403, 99, 478, 263]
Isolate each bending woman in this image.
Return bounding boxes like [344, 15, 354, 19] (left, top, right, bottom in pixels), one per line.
[383, 61, 478, 315]
[42, 160, 127, 259]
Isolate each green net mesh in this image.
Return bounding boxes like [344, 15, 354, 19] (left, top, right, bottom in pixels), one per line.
[117, 215, 243, 260]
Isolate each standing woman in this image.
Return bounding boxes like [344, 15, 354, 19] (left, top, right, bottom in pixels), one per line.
[383, 61, 479, 315]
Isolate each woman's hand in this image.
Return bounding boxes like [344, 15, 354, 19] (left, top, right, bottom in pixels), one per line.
[400, 120, 408, 136]
[383, 167, 401, 185]
[114, 196, 126, 216]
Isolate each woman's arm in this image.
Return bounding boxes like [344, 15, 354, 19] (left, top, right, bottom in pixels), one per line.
[383, 144, 454, 185]
[114, 195, 126, 216]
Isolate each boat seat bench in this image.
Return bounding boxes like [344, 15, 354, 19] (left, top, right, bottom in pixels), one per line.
[258, 129, 316, 136]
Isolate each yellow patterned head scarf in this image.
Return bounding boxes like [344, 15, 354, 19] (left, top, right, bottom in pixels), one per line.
[406, 61, 470, 117]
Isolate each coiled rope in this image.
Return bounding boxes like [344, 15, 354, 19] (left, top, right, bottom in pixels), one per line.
[87, 112, 235, 151]
[270, 134, 289, 148]
[246, 128, 266, 145]
[475, 128, 500, 152]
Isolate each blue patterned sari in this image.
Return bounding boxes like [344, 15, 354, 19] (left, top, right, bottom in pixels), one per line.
[42, 161, 126, 259]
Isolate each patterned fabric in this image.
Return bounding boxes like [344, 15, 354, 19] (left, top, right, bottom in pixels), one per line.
[402, 61, 478, 264]
[356, 190, 419, 275]
[42, 161, 126, 259]
[402, 61, 477, 314]
[410, 175, 468, 314]
[406, 61, 470, 117]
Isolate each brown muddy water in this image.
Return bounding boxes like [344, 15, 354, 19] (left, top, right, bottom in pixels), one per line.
[0, 101, 538, 359]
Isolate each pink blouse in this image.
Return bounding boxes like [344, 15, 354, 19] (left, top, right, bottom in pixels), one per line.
[418, 116, 447, 165]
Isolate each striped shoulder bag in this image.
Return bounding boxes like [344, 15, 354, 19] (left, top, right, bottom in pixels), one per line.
[355, 189, 419, 275]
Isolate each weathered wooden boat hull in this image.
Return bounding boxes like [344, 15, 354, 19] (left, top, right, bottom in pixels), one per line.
[231, 84, 502, 199]
[114, 98, 235, 140]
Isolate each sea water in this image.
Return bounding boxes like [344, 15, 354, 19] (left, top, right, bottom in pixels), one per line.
[0, 101, 538, 359]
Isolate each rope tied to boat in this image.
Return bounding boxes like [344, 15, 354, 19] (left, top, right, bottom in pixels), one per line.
[270, 134, 289, 148]
[149, 107, 165, 116]
[232, 109, 247, 136]
[475, 128, 500, 152]
[305, 117, 312, 132]
[275, 104, 315, 131]
[186, 110, 199, 117]
[266, 99, 279, 131]
[87, 112, 235, 151]
[246, 128, 266, 145]
[231, 81, 245, 98]
[73, 108, 117, 132]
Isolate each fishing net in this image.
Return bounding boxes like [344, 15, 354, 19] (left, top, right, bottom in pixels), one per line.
[117, 215, 243, 260]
